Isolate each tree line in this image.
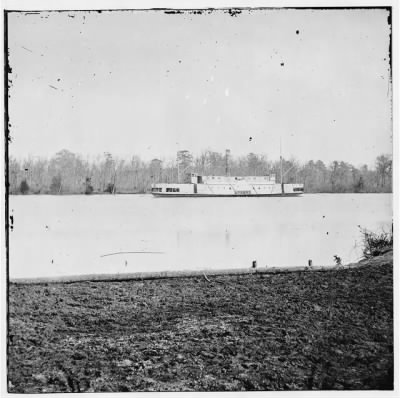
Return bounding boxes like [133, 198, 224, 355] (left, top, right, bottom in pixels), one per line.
[8, 149, 392, 194]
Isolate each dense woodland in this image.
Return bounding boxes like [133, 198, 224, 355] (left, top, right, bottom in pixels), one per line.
[8, 149, 392, 194]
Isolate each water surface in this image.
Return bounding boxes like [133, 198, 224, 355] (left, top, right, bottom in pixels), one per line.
[9, 193, 392, 279]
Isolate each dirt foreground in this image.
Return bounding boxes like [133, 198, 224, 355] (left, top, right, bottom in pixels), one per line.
[8, 251, 393, 392]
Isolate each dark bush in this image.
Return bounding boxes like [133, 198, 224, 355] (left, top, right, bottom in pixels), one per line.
[104, 183, 114, 194]
[84, 177, 94, 195]
[19, 179, 29, 194]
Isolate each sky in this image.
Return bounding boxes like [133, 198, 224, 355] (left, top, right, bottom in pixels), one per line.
[7, 8, 392, 166]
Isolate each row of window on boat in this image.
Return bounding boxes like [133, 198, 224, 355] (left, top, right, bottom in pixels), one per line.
[151, 187, 179, 192]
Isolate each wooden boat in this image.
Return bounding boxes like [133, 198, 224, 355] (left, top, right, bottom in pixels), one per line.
[151, 173, 304, 197]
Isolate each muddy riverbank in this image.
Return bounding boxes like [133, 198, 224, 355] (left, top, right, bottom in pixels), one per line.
[8, 251, 393, 392]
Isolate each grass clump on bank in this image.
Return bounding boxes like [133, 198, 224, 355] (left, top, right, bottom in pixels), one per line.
[360, 226, 393, 259]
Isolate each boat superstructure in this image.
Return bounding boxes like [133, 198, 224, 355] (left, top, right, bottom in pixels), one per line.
[151, 173, 304, 197]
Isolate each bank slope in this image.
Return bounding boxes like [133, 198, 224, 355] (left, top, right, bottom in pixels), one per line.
[8, 251, 393, 392]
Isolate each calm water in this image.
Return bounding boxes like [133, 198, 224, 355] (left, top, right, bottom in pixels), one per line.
[9, 193, 392, 279]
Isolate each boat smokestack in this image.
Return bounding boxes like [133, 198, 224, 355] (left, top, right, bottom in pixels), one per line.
[225, 149, 231, 176]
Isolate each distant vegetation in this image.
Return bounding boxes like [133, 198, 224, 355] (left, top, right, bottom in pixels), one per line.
[8, 149, 392, 195]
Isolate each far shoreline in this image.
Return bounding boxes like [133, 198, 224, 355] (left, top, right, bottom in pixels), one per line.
[7, 191, 393, 196]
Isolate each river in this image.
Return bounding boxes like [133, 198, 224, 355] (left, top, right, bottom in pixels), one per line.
[8, 193, 392, 279]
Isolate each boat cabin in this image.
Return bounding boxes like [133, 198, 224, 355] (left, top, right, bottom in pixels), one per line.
[187, 173, 277, 184]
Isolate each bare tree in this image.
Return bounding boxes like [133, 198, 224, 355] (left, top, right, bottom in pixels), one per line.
[177, 150, 193, 182]
[376, 154, 392, 189]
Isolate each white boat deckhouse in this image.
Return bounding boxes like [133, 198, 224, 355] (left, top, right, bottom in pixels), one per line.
[151, 173, 304, 197]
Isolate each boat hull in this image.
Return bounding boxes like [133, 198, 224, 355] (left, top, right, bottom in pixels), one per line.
[151, 193, 303, 197]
